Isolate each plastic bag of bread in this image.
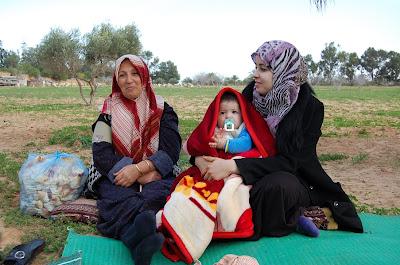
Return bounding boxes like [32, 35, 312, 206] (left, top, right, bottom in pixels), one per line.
[18, 151, 88, 217]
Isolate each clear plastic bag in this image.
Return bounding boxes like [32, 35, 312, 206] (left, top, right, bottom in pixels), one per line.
[18, 151, 88, 217]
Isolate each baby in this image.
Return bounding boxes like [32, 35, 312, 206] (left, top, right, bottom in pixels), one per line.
[209, 92, 252, 154]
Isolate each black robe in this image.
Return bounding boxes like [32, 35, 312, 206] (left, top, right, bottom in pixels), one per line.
[235, 81, 363, 239]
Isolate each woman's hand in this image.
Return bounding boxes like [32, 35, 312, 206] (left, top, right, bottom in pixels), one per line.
[137, 170, 162, 185]
[195, 156, 211, 176]
[114, 164, 140, 187]
[203, 156, 239, 181]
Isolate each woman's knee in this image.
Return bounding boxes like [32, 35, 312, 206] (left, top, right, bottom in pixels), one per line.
[254, 171, 301, 193]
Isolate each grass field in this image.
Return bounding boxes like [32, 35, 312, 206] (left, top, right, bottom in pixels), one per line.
[0, 85, 399, 263]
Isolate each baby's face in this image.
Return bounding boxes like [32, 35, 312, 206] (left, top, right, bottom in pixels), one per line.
[217, 100, 243, 130]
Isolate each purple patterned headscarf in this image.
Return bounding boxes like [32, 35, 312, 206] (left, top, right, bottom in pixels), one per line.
[251, 40, 308, 137]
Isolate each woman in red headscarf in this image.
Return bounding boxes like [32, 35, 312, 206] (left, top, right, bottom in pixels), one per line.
[90, 54, 181, 265]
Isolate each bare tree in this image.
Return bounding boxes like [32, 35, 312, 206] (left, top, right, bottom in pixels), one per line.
[311, 0, 329, 11]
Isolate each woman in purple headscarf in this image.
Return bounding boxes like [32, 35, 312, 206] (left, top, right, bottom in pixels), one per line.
[199, 40, 363, 239]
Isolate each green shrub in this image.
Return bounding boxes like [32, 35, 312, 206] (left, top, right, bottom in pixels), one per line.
[49, 126, 92, 149]
[319, 153, 348, 162]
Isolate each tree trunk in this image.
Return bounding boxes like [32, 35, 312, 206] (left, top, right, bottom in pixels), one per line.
[88, 77, 98, 105]
[75, 78, 90, 106]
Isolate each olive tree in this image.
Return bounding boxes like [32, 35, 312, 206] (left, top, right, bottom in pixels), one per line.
[20, 43, 41, 77]
[304, 54, 319, 82]
[360, 47, 388, 82]
[37, 28, 82, 81]
[337, 52, 360, 85]
[153, 60, 180, 84]
[384, 51, 400, 82]
[141, 50, 160, 77]
[83, 23, 142, 104]
[318, 42, 340, 84]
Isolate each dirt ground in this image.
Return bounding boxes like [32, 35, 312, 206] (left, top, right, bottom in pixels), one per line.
[318, 127, 400, 208]
[0, 111, 399, 260]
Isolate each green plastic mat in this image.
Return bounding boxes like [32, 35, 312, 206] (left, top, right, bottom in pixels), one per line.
[62, 213, 400, 265]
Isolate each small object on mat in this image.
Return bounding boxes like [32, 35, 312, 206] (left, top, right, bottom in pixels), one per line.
[3, 239, 45, 265]
[214, 254, 260, 265]
[296, 215, 320, 237]
[303, 206, 338, 230]
[50, 197, 98, 224]
[48, 251, 82, 265]
[322, 207, 339, 230]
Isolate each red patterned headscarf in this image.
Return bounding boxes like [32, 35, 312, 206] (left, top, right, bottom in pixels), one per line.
[101, 54, 164, 162]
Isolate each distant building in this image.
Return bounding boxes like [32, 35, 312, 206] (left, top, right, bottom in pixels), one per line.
[0, 76, 19, 86]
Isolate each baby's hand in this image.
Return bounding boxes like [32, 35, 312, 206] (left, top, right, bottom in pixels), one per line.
[209, 135, 226, 150]
[216, 137, 227, 149]
[209, 141, 217, 148]
[214, 128, 225, 138]
[209, 135, 218, 149]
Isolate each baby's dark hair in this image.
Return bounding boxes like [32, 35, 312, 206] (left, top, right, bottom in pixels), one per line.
[220, 91, 238, 103]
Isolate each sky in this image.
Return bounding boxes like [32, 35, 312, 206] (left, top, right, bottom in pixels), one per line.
[1, 0, 399, 79]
